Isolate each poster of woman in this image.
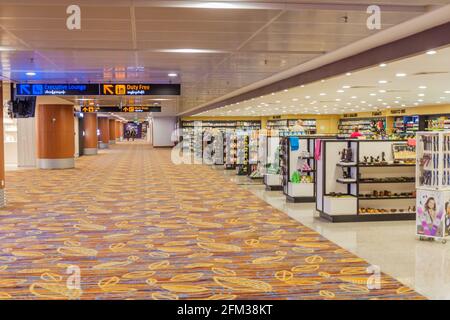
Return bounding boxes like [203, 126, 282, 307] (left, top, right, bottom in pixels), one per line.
[416, 190, 445, 238]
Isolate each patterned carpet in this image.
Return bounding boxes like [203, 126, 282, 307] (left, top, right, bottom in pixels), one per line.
[0, 142, 423, 300]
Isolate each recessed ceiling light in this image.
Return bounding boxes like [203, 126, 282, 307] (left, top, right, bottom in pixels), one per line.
[159, 48, 223, 53]
[26, 72, 36, 76]
[378, 80, 388, 84]
[379, 90, 386, 93]
[418, 93, 425, 97]
[445, 91, 450, 94]
[337, 90, 344, 93]
[346, 72, 352, 76]
[319, 93, 326, 96]
[370, 93, 377, 96]
[292, 98, 298, 102]
[426, 50, 437, 55]
[379, 63, 387, 67]
[419, 86, 427, 89]
[284, 89, 288, 92]
[396, 73, 407, 77]
[305, 96, 311, 99]
[168, 73, 178, 77]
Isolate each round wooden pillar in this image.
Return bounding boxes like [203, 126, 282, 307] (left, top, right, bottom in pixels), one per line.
[115, 121, 120, 142]
[119, 122, 124, 141]
[109, 119, 116, 144]
[83, 113, 98, 155]
[98, 117, 110, 149]
[36, 104, 75, 169]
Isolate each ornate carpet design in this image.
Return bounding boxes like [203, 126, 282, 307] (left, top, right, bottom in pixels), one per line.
[0, 143, 423, 300]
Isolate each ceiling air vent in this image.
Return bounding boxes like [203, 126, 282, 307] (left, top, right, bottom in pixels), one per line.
[412, 71, 449, 76]
[349, 86, 377, 89]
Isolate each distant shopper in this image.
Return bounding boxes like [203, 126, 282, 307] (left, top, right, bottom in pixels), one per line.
[292, 120, 305, 134]
[350, 127, 362, 138]
[125, 129, 131, 141]
[130, 128, 137, 141]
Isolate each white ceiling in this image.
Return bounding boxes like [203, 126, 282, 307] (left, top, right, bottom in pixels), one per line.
[195, 45, 450, 116]
[0, 0, 447, 113]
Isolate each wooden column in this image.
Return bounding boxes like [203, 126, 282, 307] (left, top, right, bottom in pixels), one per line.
[36, 104, 75, 169]
[0, 81, 5, 207]
[98, 117, 110, 149]
[109, 119, 116, 144]
[119, 122, 124, 141]
[83, 113, 98, 155]
[115, 121, 121, 141]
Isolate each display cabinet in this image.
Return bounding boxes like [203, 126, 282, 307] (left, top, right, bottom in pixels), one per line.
[236, 132, 249, 176]
[338, 117, 386, 138]
[316, 139, 416, 222]
[393, 115, 419, 135]
[3, 109, 18, 165]
[224, 130, 237, 170]
[281, 136, 317, 202]
[248, 130, 263, 179]
[263, 135, 283, 191]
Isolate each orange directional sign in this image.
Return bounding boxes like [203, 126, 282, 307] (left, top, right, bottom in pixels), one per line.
[100, 83, 180, 96]
[103, 84, 114, 95]
[81, 106, 99, 113]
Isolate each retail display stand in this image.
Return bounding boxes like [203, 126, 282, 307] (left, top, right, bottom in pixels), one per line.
[236, 132, 249, 176]
[223, 130, 237, 170]
[263, 135, 283, 191]
[316, 139, 417, 222]
[3, 108, 18, 165]
[247, 131, 263, 180]
[416, 132, 450, 243]
[281, 136, 316, 202]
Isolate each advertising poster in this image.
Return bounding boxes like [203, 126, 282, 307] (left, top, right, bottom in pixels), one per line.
[416, 189, 450, 238]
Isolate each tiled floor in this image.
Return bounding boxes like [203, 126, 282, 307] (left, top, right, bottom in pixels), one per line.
[0, 143, 424, 299]
[221, 174, 450, 300]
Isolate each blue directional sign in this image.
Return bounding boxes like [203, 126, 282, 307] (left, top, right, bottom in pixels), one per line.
[16, 83, 100, 96]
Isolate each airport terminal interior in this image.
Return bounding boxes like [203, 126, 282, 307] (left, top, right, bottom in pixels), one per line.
[0, 0, 450, 300]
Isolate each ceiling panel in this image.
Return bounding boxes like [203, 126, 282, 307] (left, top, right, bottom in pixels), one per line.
[135, 20, 264, 33]
[134, 7, 281, 22]
[197, 45, 450, 117]
[0, 0, 445, 114]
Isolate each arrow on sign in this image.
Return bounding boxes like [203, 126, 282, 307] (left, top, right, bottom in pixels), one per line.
[82, 107, 88, 112]
[122, 107, 129, 112]
[103, 84, 114, 95]
[19, 84, 31, 95]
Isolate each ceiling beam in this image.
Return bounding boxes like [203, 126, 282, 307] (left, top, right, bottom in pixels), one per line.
[0, 0, 430, 12]
[180, 21, 450, 116]
[179, 4, 450, 116]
